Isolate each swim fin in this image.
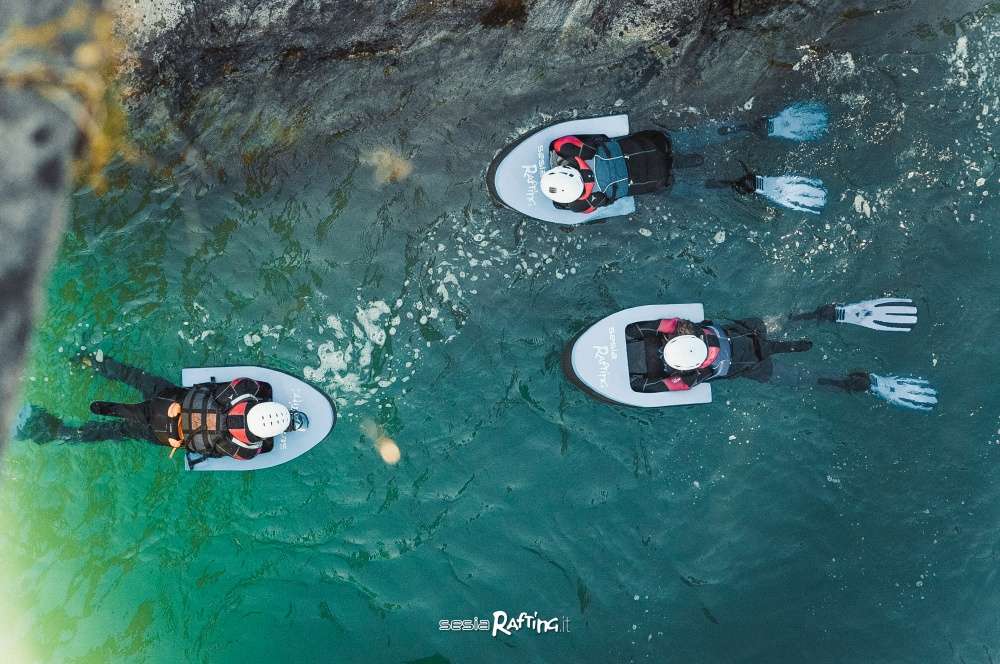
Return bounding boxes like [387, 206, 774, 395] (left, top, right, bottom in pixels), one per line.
[868, 374, 938, 412]
[717, 102, 829, 141]
[765, 102, 829, 141]
[836, 298, 918, 332]
[754, 175, 827, 214]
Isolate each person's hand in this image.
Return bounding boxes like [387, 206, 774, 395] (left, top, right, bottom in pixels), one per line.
[167, 437, 183, 447]
[167, 402, 181, 417]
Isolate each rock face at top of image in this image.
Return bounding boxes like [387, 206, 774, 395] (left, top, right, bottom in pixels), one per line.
[119, 0, 837, 174]
[122, 0, 819, 105]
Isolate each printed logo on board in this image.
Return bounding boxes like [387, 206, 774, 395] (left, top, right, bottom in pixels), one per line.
[522, 145, 546, 206]
[279, 389, 306, 450]
[593, 326, 619, 389]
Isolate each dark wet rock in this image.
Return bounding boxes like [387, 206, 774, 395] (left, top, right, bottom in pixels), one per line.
[480, 0, 528, 27]
[729, 0, 792, 18]
[121, 0, 852, 186]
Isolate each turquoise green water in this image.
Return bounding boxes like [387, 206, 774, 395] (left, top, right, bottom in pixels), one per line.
[3, 2, 1000, 662]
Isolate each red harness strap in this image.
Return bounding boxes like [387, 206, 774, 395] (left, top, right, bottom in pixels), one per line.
[552, 136, 585, 154]
[657, 318, 680, 334]
[227, 400, 251, 444]
[572, 156, 597, 212]
[699, 328, 721, 368]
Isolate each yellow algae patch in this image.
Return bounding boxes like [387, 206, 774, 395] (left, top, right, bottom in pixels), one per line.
[363, 148, 413, 185]
[0, 2, 133, 194]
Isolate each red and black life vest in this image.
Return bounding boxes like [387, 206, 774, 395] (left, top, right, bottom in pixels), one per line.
[551, 137, 605, 213]
[181, 386, 264, 460]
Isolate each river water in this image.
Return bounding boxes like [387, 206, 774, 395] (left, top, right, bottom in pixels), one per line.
[2, 1, 999, 662]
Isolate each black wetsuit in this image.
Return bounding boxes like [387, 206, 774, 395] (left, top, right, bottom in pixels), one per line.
[93, 377, 277, 459]
[550, 131, 674, 212]
[626, 318, 811, 393]
[95, 387, 187, 445]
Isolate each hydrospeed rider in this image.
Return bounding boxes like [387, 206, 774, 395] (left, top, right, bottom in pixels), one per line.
[90, 377, 303, 460]
[541, 130, 700, 213]
[540, 103, 829, 215]
[34, 355, 306, 460]
[625, 297, 938, 412]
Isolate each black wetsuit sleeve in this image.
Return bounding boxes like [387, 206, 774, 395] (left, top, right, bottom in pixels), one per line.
[554, 193, 610, 212]
[626, 320, 664, 340]
[631, 375, 669, 393]
[551, 134, 609, 160]
[631, 371, 707, 392]
[256, 381, 273, 400]
[209, 378, 269, 408]
[681, 369, 713, 388]
[573, 134, 609, 158]
[588, 191, 610, 208]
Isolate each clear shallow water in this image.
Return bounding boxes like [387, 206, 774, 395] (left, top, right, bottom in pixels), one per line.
[2, 1, 1000, 662]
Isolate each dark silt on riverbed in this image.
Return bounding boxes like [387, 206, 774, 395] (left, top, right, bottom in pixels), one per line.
[2, 0, 1000, 662]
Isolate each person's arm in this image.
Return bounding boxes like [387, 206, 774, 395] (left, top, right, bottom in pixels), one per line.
[663, 374, 693, 391]
[550, 134, 608, 161]
[626, 319, 672, 341]
[633, 375, 669, 393]
[211, 378, 268, 407]
[663, 368, 713, 391]
[555, 192, 610, 213]
[656, 318, 681, 334]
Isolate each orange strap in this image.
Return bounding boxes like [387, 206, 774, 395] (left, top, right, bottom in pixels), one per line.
[167, 407, 185, 459]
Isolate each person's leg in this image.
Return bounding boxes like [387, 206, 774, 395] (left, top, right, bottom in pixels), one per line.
[725, 318, 811, 359]
[787, 304, 837, 323]
[15, 406, 152, 444]
[69, 421, 142, 443]
[672, 153, 704, 169]
[762, 339, 813, 355]
[817, 372, 871, 392]
[90, 400, 152, 427]
[625, 320, 661, 341]
[82, 355, 176, 398]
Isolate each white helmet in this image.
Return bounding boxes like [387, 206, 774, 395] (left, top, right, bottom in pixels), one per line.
[663, 335, 709, 371]
[246, 402, 291, 438]
[540, 166, 584, 203]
